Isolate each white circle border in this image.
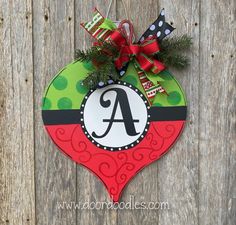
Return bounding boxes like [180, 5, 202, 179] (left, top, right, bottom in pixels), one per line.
[80, 81, 151, 151]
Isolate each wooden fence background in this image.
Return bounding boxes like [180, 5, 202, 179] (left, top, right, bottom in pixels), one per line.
[0, 0, 235, 224]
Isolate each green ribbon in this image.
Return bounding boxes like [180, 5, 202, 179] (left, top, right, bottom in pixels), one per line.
[146, 73, 165, 83]
[99, 18, 116, 30]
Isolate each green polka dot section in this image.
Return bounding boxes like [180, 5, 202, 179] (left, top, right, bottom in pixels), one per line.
[76, 80, 88, 94]
[167, 91, 182, 105]
[153, 102, 163, 107]
[158, 70, 173, 81]
[123, 75, 138, 86]
[53, 75, 68, 90]
[82, 61, 95, 71]
[57, 97, 72, 109]
[42, 97, 51, 110]
[42, 61, 186, 110]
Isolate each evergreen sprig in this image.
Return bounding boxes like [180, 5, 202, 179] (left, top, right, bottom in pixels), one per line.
[156, 35, 192, 69]
[160, 35, 192, 52]
[82, 60, 119, 89]
[74, 35, 192, 88]
[156, 52, 190, 70]
[75, 41, 120, 88]
[75, 41, 118, 63]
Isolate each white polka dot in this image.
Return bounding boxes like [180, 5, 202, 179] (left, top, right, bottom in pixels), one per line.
[149, 24, 156, 31]
[161, 9, 165, 16]
[120, 70, 125, 76]
[148, 35, 153, 39]
[140, 36, 145, 42]
[98, 81, 104, 86]
[157, 31, 161, 37]
[165, 29, 170, 35]
[158, 21, 163, 27]
[108, 79, 114, 84]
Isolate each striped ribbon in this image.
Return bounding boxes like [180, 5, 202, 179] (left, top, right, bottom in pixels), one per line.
[81, 8, 168, 104]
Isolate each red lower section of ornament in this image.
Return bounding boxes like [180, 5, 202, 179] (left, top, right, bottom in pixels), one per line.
[45, 121, 185, 202]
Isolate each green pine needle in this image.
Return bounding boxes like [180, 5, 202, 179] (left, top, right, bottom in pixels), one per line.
[75, 34, 192, 88]
[156, 34, 192, 70]
[160, 35, 193, 53]
[74, 41, 118, 63]
[164, 54, 190, 69]
[82, 60, 119, 89]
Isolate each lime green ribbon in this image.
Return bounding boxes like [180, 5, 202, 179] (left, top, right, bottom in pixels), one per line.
[99, 18, 116, 30]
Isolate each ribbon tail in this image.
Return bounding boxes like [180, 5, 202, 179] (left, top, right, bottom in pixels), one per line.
[138, 8, 175, 43]
[81, 8, 114, 41]
[133, 63, 167, 105]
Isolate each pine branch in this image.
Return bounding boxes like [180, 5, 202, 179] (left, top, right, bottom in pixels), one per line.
[164, 54, 190, 69]
[82, 60, 119, 89]
[75, 35, 192, 88]
[74, 41, 118, 63]
[155, 34, 192, 70]
[75, 41, 120, 89]
[156, 52, 190, 69]
[160, 35, 192, 53]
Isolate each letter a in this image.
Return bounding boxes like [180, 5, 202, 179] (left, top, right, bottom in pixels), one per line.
[92, 88, 140, 138]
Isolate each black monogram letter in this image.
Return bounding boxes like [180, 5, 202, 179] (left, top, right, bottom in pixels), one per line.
[92, 88, 139, 138]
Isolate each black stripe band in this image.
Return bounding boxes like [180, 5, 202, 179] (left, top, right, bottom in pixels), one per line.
[42, 109, 83, 125]
[42, 106, 187, 125]
[149, 106, 187, 121]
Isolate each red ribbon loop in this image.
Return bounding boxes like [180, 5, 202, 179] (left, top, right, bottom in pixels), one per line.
[108, 20, 165, 73]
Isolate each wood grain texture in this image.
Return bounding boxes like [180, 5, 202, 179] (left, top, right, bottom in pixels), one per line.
[0, 0, 235, 224]
[0, 0, 35, 224]
[116, 1, 200, 225]
[156, 1, 200, 224]
[116, 1, 161, 225]
[199, 0, 236, 225]
[75, 1, 117, 225]
[33, 0, 76, 225]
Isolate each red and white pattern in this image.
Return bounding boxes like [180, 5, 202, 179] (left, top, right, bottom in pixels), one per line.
[45, 121, 185, 202]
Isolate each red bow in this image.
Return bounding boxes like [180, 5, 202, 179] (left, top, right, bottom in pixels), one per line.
[109, 21, 165, 74]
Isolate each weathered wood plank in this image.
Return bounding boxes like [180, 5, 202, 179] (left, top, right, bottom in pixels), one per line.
[199, 0, 236, 224]
[0, 0, 235, 224]
[156, 1, 200, 224]
[116, 1, 161, 224]
[0, 0, 35, 224]
[75, 1, 117, 225]
[117, 0, 200, 224]
[33, 1, 76, 224]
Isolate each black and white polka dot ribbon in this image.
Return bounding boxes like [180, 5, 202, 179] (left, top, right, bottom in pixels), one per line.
[117, 8, 175, 78]
[139, 8, 175, 42]
[82, 8, 174, 89]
